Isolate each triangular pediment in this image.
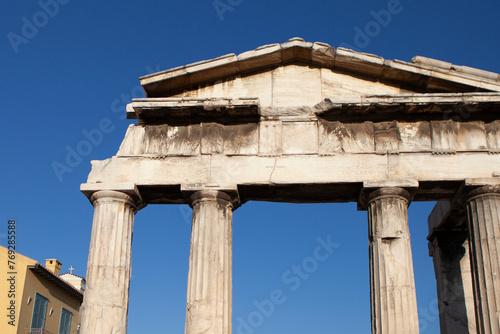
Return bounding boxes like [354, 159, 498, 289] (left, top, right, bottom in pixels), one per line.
[129, 38, 500, 123]
[166, 64, 417, 108]
[140, 38, 500, 107]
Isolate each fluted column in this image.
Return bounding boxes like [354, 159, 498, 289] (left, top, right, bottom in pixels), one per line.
[466, 185, 500, 334]
[366, 187, 419, 334]
[185, 190, 239, 334]
[80, 190, 142, 334]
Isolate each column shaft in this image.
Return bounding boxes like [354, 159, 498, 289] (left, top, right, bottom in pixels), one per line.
[466, 186, 500, 334]
[429, 233, 476, 333]
[367, 188, 419, 334]
[185, 190, 236, 334]
[80, 190, 139, 334]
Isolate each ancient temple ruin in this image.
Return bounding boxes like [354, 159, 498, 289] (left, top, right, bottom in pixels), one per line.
[79, 38, 500, 334]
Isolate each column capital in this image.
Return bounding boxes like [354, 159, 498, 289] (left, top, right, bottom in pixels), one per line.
[366, 187, 412, 202]
[181, 184, 240, 209]
[448, 178, 500, 205]
[466, 185, 500, 201]
[358, 180, 418, 210]
[81, 183, 145, 211]
[90, 190, 141, 212]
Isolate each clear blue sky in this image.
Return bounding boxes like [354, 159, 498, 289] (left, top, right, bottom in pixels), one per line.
[2, 0, 499, 333]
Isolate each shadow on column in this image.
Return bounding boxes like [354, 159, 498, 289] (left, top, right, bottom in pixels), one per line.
[428, 201, 476, 334]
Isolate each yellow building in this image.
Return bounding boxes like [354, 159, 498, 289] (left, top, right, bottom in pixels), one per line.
[0, 246, 84, 334]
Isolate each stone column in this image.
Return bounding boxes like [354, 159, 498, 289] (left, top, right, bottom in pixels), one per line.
[428, 232, 476, 334]
[80, 190, 142, 334]
[366, 187, 419, 334]
[465, 185, 500, 334]
[184, 190, 239, 334]
[427, 201, 476, 334]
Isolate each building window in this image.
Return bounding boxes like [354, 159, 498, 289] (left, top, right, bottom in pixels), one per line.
[59, 308, 72, 334]
[31, 293, 48, 330]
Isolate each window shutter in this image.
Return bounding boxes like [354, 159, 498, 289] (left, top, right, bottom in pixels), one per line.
[59, 308, 72, 334]
[31, 293, 48, 329]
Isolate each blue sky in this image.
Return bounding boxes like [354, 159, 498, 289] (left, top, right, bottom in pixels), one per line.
[2, 0, 499, 333]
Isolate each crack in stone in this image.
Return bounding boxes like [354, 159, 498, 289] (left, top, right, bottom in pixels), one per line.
[268, 157, 278, 184]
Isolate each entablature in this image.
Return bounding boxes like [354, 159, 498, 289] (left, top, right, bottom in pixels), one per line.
[117, 118, 500, 157]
